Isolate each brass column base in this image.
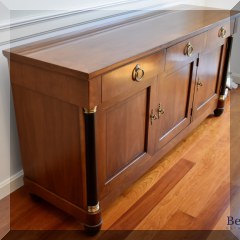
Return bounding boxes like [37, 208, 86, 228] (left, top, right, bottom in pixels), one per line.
[214, 89, 229, 117]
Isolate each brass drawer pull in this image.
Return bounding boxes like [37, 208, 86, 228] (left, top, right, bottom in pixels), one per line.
[150, 104, 165, 125]
[157, 103, 165, 119]
[132, 64, 144, 82]
[197, 79, 203, 90]
[150, 110, 157, 125]
[184, 42, 194, 57]
[219, 27, 227, 38]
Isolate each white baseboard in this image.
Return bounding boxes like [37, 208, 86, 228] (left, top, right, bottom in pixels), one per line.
[0, 170, 24, 200]
[231, 73, 240, 84]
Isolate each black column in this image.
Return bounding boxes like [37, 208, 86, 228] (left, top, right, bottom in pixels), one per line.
[83, 107, 99, 213]
[215, 36, 233, 116]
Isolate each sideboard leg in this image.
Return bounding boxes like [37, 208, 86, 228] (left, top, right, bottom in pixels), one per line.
[214, 94, 226, 116]
[83, 106, 102, 234]
[215, 36, 233, 117]
[84, 222, 102, 235]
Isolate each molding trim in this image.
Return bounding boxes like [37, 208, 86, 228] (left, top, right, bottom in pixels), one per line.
[0, 0, 181, 30]
[0, 0, 157, 30]
[0, 0, 181, 46]
[0, 170, 24, 200]
[0, 10, 139, 46]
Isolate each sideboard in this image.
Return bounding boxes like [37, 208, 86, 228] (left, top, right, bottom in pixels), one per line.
[3, 6, 240, 232]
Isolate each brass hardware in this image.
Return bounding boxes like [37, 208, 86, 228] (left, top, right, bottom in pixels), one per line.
[132, 64, 145, 82]
[219, 27, 227, 38]
[88, 202, 100, 213]
[157, 103, 165, 119]
[150, 109, 157, 125]
[184, 42, 194, 57]
[83, 106, 97, 114]
[219, 94, 226, 101]
[197, 79, 203, 90]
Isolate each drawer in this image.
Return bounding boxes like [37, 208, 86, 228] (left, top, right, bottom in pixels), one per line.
[206, 20, 234, 50]
[102, 51, 165, 102]
[165, 33, 206, 73]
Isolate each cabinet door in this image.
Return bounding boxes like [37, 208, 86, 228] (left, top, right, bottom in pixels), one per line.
[154, 63, 196, 150]
[96, 52, 164, 200]
[192, 46, 223, 119]
[97, 79, 157, 199]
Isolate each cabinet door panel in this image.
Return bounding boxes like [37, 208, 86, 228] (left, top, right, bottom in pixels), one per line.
[96, 76, 157, 200]
[155, 64, 195, 150]
[193, 46, 222, 119]
[106, 90, 147, 180]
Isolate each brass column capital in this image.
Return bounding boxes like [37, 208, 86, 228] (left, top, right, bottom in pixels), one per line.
[83, 106, 97, 114]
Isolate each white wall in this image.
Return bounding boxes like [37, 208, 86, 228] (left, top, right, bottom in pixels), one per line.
[204, 0, 239, 9]
[231, 2, 240, 80]
[204, 0, 240, 79]
[231, 18, 240, 82]
[1, 0, 206, 11]
[0, 2, 10, 197]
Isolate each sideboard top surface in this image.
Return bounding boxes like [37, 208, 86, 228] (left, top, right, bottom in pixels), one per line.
[3, 7, 240, 79]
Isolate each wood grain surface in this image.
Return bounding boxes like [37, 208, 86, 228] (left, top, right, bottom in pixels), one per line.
[3, 9, 238, 79]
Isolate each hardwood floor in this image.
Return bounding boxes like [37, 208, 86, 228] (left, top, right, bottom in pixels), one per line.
[0, 196, 9, 239]
[1, 87, 240, 238]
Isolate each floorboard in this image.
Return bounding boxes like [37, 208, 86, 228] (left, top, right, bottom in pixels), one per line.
[109, 159, 194, 230]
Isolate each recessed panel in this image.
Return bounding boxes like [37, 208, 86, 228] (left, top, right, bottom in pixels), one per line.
[156, 64, 193, 149]
[106, 90, 148, 180]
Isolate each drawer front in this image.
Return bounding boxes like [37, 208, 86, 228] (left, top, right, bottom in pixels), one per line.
[206, 20, 234, 50]
[165, 33, 206, 73]
[102, 51, 165, 102]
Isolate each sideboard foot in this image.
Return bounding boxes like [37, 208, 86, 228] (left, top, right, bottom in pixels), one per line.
[29, 193, 43, 202]
[214, 91, 227, 117]
[214, 108, 224, 117]
[84, 222, 102, 235]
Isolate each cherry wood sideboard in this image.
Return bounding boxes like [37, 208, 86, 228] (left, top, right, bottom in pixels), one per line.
[3, 7, 240, 232]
